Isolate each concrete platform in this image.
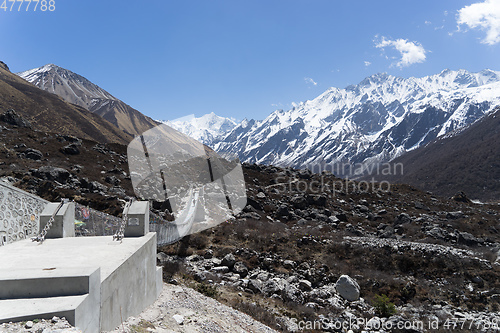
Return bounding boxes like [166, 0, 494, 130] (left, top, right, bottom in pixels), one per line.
[0, 233, 162, 332]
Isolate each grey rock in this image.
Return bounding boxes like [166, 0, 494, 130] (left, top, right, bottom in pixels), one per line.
[211, 266, 230, 274]
[335, 275, 360, 301]
[256, 192, 266, 199]
[233, 261, 248, 277]
[173, 314, 184, 325]
[328, 215, 340, 224]
[32, 166, 70, 183]
[298, 279, 312, 291]
[0, 109, 32, 128]
[204, 249, 213, 259]
[221, 253, 236, 268]
[88, 180, 108, 193]
[447, 211, 464, 219]
[262, 278, 288, 296]
[60, 143, 80, 155]
[193, 270, 206, 282]
[283, 260, 296, 269]
[239, 212, 261, 220]
[248, 279, 263, 293]
[394, 213, 411, 225]
[297, 218, 308, 226]
[257, 271, 270, 281]
[426, 227, 448, 240]
[24, 148, 43, 160]
[275, 204, 290, 217]
[356, 204, 370, 213]
[291, 195, 308, 209]
[211, 258, 222, 266]
[105, 175, 120, 186]
[458, 232, 479, 245]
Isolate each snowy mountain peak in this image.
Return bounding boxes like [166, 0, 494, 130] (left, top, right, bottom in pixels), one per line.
[159, 113, 239, 146]
[17, 64, 117, 108]
[213, 69, 500, 174]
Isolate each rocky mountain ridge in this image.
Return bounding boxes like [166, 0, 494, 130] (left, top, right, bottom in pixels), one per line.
[17, 64, 158, 137]
[213, 69, 500, 175]
[0, 63, 131, 144]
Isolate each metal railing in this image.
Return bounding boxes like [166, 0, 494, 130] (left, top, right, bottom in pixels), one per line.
[0, 181, 191, 247]
[149, 210, 181, 246]
[74, 202, 122, 237]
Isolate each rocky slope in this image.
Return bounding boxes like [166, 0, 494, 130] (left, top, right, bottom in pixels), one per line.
[2, 110, 500, 332]
[0, 63, 131, 144]
[17, 64, 158, 137]
[156, 163, 500, 332]
[214, 69, 500, 175]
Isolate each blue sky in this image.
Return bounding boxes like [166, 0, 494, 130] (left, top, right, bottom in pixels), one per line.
[1, 0, 499, 121]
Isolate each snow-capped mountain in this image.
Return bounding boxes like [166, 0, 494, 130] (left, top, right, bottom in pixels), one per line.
[17, 64, 158, 136]
[214, 69, 500, 176]
[160, 112, 238, 146]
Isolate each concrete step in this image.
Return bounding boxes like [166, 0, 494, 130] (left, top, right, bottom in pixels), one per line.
[0, 267, 99, 300]
[0, 294, 88, 324]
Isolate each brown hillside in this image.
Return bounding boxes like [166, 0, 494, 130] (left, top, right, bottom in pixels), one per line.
[375, 107, 500, 202]
[0, 65, 132, 144]
[17, 64, 159, 136]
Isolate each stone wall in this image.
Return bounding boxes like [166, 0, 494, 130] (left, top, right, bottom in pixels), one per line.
[0, 182, 47, 245]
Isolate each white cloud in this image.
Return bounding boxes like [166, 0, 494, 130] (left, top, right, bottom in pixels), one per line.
[375, 36, 427, 68]
[425, 21, 432, 25]
[304, 77, 317, 86]
[444, 10, 449, 16]
[457, 0, 500, 45]
[364, 61, 371, 67]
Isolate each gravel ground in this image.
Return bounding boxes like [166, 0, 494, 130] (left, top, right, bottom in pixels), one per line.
[0, 317, 82, 333]
[105, 283, 277, 333]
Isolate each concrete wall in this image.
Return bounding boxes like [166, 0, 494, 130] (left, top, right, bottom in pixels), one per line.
[100, 232, 160, 331]
[39, 202, 75, 238]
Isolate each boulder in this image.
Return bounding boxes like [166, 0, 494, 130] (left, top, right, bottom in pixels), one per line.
[256, 192, 266, 199]
[335, 275, 360, 301]
[221, 253, 236, 268]
[211, 266, 230, 274]
[88, 180, 108, 193]
[262, 278, 288, 296]
[24, 148, 43, 160]
[233, 261, 248, 277]
[0, 109, 32, 128]
[291, 195, 308, 209]
[447, 211, 464, 219]
[60, 143, 80, 155]
[32, 166, 70, 183]
[394, 213, 411, 225]
[275, 204, 290, 217]
[247, 279, 263, 293]
[283, 260, 296, 269]
[298, 279, 312, 291]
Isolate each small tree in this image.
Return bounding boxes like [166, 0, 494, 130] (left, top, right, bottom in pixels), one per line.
[372, 294, 396, 317]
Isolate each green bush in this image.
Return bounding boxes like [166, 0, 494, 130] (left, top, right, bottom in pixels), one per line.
[372, 294, 396, 317]
[196, 283, 218, 298]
